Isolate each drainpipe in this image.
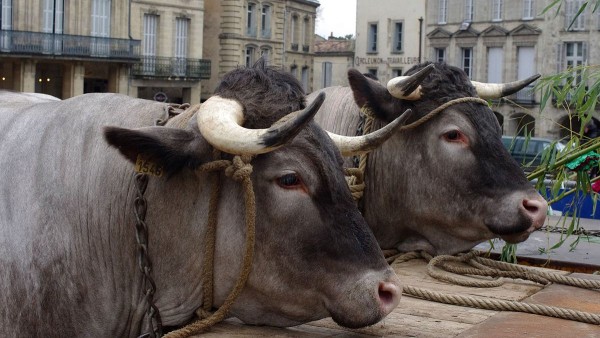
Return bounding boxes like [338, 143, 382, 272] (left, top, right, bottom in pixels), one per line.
[127, 0, 132, 96]
[282, 7, 287, 70]
[418, 17, 423, 63]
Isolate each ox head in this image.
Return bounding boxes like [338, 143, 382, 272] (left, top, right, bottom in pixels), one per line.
[347, 62, 547, 255]
[104, 60, 402, 329]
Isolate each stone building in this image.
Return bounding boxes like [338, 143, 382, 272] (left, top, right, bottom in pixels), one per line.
[354, 0, 426, 83]
[425, 0, 600, 139]
[0, 0, 209, 103]
[312, 34, 354, 90]
[202, 0, 319, 100]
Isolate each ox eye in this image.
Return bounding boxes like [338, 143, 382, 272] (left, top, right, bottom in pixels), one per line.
[443, 130, 468, 144]
[277, 173, 303, 189]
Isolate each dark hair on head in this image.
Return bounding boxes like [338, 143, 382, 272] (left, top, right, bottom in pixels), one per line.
[406, 61, 477, 103]
[214, 58, 307, 129]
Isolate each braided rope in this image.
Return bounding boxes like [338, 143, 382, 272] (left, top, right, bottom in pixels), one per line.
[384, 250, 600, 325]
[164, 154, 256, 338]
[403, 285, 600, 325]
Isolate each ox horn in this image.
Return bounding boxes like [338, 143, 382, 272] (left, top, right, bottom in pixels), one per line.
[327, 109, 413, 156]
[386, 64, 435, 100]
[472, 74, 541, 99]
[197, 93, 325, 155]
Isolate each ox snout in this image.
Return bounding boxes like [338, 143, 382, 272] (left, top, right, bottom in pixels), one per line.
[485, 191, 548, 244]
[328, 268, 402, 329]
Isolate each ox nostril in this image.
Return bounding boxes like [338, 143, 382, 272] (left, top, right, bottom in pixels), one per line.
[377, 281, 401, 315]
[522, 198, 548, 229]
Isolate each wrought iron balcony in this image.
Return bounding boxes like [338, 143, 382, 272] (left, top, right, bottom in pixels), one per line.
[513, 85, 536, 104]
[131, 56, 211, 80]
[0, 30, 140, 60]
[302, 45, 309, 52]
[291, 43, 298, 51]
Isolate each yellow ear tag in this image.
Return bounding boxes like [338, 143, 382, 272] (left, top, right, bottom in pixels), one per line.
[135, 154, 164, 177]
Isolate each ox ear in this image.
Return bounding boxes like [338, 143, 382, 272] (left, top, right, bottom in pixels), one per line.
[347, 69, 398, 122]
[103, 126, 212, 176]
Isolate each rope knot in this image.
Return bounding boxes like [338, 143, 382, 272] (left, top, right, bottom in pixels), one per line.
[225, 155, 253, 181]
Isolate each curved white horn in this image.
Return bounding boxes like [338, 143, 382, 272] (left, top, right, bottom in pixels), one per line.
[386, 64, 435, 100]
[197, 94, 323, 155]
[328, 109, 413, 156]
[472, 74, 541, 99]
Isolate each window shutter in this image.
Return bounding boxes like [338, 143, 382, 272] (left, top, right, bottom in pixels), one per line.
[582, 41, 588, 65]
[565, 0, 573, 30]
[556, 43, 564, 73]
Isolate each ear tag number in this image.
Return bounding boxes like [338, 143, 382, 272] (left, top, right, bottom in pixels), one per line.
[135, 155, 164, 177]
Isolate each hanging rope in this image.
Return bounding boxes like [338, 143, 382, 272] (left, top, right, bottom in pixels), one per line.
[384, 250, 600, 325]
[164, 154, 256, 338]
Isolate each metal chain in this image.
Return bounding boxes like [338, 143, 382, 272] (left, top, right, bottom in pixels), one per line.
[134, 173, 163, 338]
[539, 225, 600, 238]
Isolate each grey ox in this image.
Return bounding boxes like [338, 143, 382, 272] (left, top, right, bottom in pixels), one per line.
[308, 62, 548, 255]
[0, 62, 405, 337]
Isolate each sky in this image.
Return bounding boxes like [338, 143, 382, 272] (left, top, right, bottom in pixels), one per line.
[315, 0, 357, 38]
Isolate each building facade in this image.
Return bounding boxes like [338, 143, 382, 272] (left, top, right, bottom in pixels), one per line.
[0, 0, 209, 103]
[354, 0, 426, 83]
[130, 0, 209, 104]
[202, 0, 318, 100]
[312, 35, 354, 90]
[425, 0, 600, 139]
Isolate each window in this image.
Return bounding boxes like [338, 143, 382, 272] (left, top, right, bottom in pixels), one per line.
[245, 46, 255, 67]
[565, 42, 587, 75]
[290, 65, 298, 79]
[261, 4, 271, 38]
[461, 47, 473, 78]
[565, 0, 585, 31]
[487, 47, 503, 83]
[291, 15, 298, 44]
[91, 0, 111, 37]
[492, 0, 503, 21]
[393, 21, 403, 52]
[247, 2, 256, 36]
[464, 0, 474, 22]
[523, 0, 534, 20]
[322, 62, 332, 87]
[142, 14, 158, 73]
[174, 18, 189, 76]
[434, 48, 446, 63]
[43, 0, 63, 33]
[260, 47, 271, 64]
[1, 0, 12, 30]
[392, 68, 402, 77]
[1, 0, 12, 50]
[367, 68, 378, 78]
[91, 0, 111, 56]
[438, 0, 447, 24]
[303, 17, 310, 48]
[367, 23, 377, 53]
[301, 66, 309, 92]
[517, 46, 536, 101]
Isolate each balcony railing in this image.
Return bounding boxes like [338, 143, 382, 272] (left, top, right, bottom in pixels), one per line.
[131, 56, 211, 80]
[513, 85, 536, 104]
[302, 44, 309, 52]
[291, 43, 298, 51]
[0, 30, 140, 60]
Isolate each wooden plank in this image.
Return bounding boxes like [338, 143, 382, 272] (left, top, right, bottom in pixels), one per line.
[192, 259, 577, 337]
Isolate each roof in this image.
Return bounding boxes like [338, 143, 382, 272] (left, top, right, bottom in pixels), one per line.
[314, 39, 355, 55]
